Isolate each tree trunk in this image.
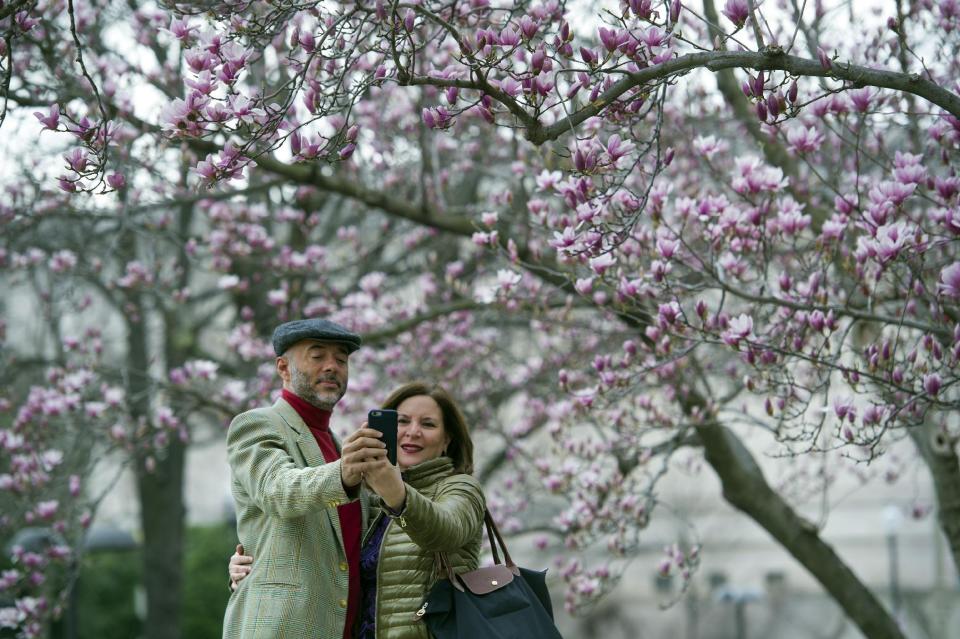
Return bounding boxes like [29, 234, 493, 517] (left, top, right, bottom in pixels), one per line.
[695, 420, 904, 639]
[909, 422, 960, 579]
[135, 442, 186, 639]
[122, 224, 185, 639]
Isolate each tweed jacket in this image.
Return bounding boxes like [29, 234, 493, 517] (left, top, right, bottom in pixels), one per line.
[222, 397, 370, 639]
[367, 457, 485, 639]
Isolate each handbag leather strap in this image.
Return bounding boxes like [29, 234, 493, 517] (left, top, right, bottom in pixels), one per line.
[435, 509, 517, 592]
[482, 510, 515, 568]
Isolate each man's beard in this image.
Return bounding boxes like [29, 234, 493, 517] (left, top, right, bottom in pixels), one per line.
[288, 362, 345, 410]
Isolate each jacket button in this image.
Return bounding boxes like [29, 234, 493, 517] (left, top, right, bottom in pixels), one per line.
[338, 599, 348, 609]
[339, 562, 348, 572]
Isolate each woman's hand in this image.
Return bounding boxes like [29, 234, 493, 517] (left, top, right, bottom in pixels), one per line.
[229, 544, 253, 591]
[363, 458, 406, 512]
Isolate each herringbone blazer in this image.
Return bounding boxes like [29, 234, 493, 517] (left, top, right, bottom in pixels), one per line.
[222, 397, 369, 639]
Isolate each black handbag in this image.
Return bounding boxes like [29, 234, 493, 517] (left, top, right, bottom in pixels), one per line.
[417, 510, 563, 639]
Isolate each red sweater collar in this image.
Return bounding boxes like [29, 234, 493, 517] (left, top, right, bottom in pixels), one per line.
[282, 389, 332, 432]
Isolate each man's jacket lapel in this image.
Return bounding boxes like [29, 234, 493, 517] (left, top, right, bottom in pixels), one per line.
[273, 397, 347, 555]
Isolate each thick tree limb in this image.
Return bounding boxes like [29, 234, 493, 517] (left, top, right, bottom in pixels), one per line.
[362, 298, 483, 344]
[695, 418, 905, 639]
[529, 50, 960, 144]
[909, 422, 960, 579]
[251, 155, 477, 236]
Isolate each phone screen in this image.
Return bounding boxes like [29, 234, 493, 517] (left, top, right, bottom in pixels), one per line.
[368, 409, 398, 466]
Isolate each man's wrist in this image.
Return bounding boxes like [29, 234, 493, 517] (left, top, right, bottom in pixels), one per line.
[340, 464, 361, 493]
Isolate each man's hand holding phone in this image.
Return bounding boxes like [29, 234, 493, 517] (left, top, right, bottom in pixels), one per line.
[340, 427, 388, 488]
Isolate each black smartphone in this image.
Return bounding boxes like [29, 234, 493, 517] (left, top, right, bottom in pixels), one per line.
[367, 409, 398, 466]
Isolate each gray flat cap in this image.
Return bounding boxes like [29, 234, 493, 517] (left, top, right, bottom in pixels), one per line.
[272, 318, 362, 356]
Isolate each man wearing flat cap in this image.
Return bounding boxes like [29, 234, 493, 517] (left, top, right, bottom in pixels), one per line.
[223, 318, 385, 639]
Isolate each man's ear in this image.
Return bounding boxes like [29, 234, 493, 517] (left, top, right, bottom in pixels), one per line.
[276, 356, 291, 384]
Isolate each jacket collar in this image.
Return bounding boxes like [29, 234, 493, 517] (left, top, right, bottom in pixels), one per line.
[274, 396, 307, 434]
[401, 456, 454, 490]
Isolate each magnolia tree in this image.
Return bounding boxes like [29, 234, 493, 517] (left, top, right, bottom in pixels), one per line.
[2, 0, 960, 637]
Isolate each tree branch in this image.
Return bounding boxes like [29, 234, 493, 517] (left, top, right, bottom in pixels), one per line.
[695, 416, 905, 639]
[530, 50, 960, 145]
[362, 298, 484, 344]
[909, 422, 960, 579]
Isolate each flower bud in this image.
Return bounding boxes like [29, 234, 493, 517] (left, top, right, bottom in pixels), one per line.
[788, 80, 798, 103]
[756, 101, 768, 122]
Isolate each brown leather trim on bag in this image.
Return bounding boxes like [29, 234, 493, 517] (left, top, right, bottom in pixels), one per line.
[456, 564, 515, 595]
[434, 510, 521, 595]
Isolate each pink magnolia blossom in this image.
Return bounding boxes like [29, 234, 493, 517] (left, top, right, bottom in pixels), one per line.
[817, 46, 832, 70]
[228, 94, 266, 125]
[48, 250, 77, 273]
[471, 230, 498, 246]
[939, 262, 960, 298]
[338, 143, 356, 160]
[692, 135, 727, 159]
[776, 199, 811, 235]
[923, 373, 942, 396]
[893, 152, 927, 184]
[499, 27, 520, 47]
[106, 173, 126, 189]
[861, 404, 887, 426]
[731, 157, 788, 194]
[605, 134, 635, 163]
[935, 176, 960, 200]
[658, 301, 681, 326]
[656, 237, 679, 259]
[63, 148, 89, 173]
[869, 180, 916, 207]
[167, 17, 196, 42]
[496, 269, 522, 293]
[34, 501, 59, 519]
[820, 214, 848, 242]
[33, 105, 60, 130]
[833, 396, 856, 422]
[872, 221, 917, 263]
[589, 253, 616, 275]
[185, 70, 217, 94]
[848, 87, 874, 113]
[550, 226, 578, 251]
[786, 125, 824, 154]
[722, 0, 749, 27]
[721, 314, 753, 347]
[670, 0, 682, 22]
[518, 15, 538, 40]
[574, 277, 594, 295]
[650, 259, 671, 282]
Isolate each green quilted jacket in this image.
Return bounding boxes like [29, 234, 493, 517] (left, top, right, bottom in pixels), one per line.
[366, 456, 485, 639]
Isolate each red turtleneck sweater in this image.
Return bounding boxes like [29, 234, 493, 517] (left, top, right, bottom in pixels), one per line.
[282, 389, 362, 639]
